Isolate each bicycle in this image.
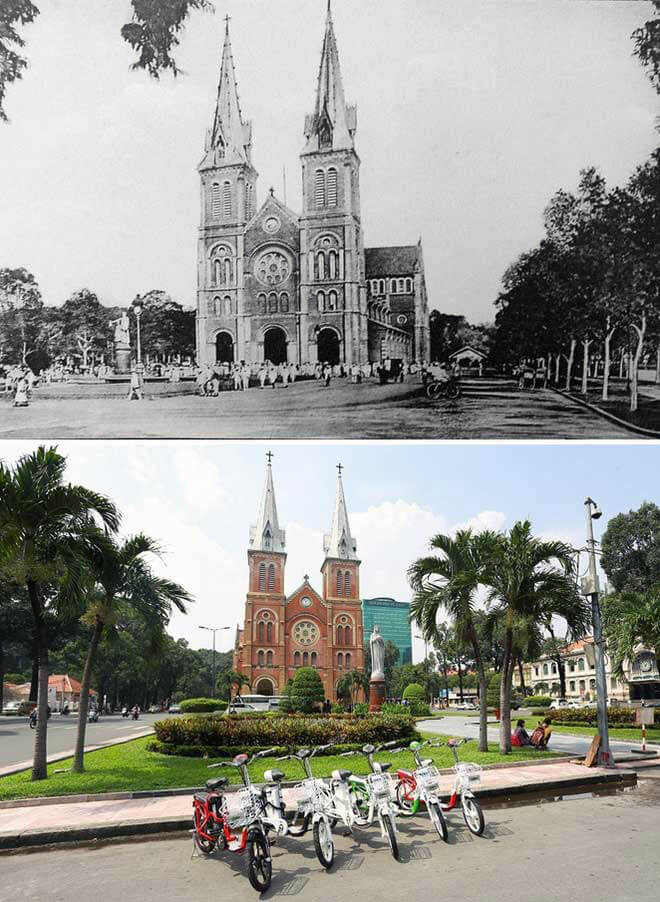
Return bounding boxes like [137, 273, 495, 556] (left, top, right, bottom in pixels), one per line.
[338, 741, 402, 859]
[392, 740, 448, 841]
[433, 738, 485, 835]
[192, 749, 280, 892]
[425, 376, 461, 401]
[275, 744, 337, 869]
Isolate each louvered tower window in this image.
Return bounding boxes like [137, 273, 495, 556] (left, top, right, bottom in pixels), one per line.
[211, 183, 221, 217]
[223, 181, 232, 217]
[315, 170, 325, 208]
[327, 168, 338, 206]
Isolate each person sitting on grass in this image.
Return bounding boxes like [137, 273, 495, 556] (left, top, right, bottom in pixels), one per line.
[511, 718, 532, 746]
[530, 716, 553, 749]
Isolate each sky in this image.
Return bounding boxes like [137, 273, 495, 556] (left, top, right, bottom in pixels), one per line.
[0, 440, 655, 662]
[0, 1, 658, 323]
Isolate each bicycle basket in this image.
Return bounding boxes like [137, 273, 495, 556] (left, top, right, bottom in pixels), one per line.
[367, 772, 394, 800]
[222, 787, 261, 829]
[456, 763, 482, 784]
[416, 764, 441, 791]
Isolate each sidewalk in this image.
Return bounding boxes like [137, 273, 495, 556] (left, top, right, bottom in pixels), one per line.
[0, 757, 649, 851]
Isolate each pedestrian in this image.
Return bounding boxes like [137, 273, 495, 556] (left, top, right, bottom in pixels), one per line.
[258, 363, 268, 389]
[12, 374, 29, 408]
[323, 362, 332, 387]
[127, 368, 144, 401]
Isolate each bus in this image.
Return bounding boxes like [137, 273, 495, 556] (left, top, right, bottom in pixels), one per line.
[231, 694, 283, 713]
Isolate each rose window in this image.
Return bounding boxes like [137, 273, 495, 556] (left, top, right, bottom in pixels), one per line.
[292, 621, 319, 646]
[255, 251, 291, 287]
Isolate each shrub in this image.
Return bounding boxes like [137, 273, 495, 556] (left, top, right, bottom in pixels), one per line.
[331, 702, 346, 714]
[179, 698, 228, 713]
[279, 679, 295, 714]
[529, 708, 548, 717]
[153, 712, 420, 750]
[402, 683, 425, 701]
[545, 706, 660, 728]
[487, 673, 501, 707]
[290, 667, 325, 713]
[381, 702, 408, 716]
[353, 702, 369, 715]
[524, 695, 552, 708]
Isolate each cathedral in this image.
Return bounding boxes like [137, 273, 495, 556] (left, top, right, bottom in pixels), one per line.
[232, 457, 365, 700]
[195, 4, 430, 369]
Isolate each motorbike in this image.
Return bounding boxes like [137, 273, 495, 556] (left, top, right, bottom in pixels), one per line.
[121, 707, 129, 718]
[28, 708, 51, 729]
[132, 709, 140, 720]
[425, 375, 461, 401]
[88, 709, 99, 723]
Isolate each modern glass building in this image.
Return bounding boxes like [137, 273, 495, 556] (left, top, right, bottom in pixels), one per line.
[361, 597, 412, 665]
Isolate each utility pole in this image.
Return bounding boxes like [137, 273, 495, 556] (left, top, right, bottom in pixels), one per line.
[199, 625, 231, 697]
[584, 497, 613, 766]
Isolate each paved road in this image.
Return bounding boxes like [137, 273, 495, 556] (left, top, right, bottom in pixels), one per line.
[2, 779, 658, 901]
[418, 715, 654, 759]
[0, 714, 158, 773]
[0, 378, 634, 439]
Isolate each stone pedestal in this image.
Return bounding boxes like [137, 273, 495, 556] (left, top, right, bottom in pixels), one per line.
[369, 679, 386, 713]
[115, 346, 131, 375]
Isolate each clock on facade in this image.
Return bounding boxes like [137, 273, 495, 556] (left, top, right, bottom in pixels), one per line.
[263, 216, 281, 235]
[300, 596, 312, 607]
[255, 250, 291, 287]
[397, 314, 407, 325]
[292, 621, 319, 646]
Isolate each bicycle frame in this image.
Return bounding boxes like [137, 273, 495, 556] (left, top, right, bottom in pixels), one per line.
[340, 745, 400, 840]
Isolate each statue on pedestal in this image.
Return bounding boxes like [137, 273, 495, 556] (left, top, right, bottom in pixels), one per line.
[369, 625, 386, 712]
[110, 312, 131, 375]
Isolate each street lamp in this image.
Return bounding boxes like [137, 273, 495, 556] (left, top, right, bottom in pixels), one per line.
[133, 302, 144, 377]
[583, 497, 613, 767]
[199, 625, 231, 698]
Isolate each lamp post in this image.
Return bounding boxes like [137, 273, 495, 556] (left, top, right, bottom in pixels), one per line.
[199, 625, 231, 698]
[133, 302, 144, 381]
[414, 632, 429, 664]
[583, 497, 613, 766]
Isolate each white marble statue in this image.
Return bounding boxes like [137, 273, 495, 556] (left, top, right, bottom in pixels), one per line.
[111, 312, 130, 347]
[370, 625, 385, 682]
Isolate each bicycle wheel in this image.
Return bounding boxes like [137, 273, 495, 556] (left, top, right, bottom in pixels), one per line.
[426, 382, 444, 401]
[427, 800, 448, 842]
[247, 829, 272, 892]
[286, 811, 310, 837]
[461, 794, 485, 836]
[446, 383, 461, 400]
[381, 812, 399, 860]
[395, 780, 416, 817]
[192, 810, 217, 855]
[313, 818, 335, 870]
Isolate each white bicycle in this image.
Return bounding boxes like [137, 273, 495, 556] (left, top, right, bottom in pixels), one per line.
[434, 738, 485, 835]
[392, 739, 448, 841]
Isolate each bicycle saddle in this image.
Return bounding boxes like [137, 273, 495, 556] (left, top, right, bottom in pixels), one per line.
[206, 777, 228, 791]
[333, 769, 352, 781]
[297, 749, 312, 758]
[420, 758, 433, 767]
[362, 744, 375, 754]
[265, 769, 285, 782]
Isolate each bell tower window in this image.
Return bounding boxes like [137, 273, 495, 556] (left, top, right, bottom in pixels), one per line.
[223, 181, 232, 218]
[315, 169, 326, 208]
[211, 183, 221, 218]
[327, 168, 338, 206]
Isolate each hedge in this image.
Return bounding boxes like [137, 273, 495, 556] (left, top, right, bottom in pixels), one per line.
[153, 712, 420, 750]
[179, 698, 228, 713]
[403, 683, 425, 701]
[145, 739, 370, 759]
[524, 696, 552, 707]
[544, 706, 660, 728]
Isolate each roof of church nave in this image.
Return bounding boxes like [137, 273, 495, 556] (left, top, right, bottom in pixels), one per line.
[365, 245, 423, 278]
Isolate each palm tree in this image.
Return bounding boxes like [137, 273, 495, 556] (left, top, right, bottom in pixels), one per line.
[409, 530, 499, 753]
[0, 446, 119, 780]
[72, 533, 192, 773]
[482, 521, 590, 753]
[337, 668, 369, 709]
[226, 670, 250, 706]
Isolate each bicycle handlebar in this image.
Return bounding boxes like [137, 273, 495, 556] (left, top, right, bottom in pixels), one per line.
[208, 747, 279, 770]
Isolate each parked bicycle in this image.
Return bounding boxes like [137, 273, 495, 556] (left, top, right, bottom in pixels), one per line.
[428, 738, 485, 835]
[338, 741, 402, 859]
[393, 740, 448, 841]
[425, 376, 461, 401]
[192, 749, 280, 892]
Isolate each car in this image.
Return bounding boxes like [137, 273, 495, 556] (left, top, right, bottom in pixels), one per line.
[227, 702, 257, 714]
[2, 701, 22, 715]
[454, 701, 478, 710]
[550, 699, 569, 709]
[167, 704, 182, 714]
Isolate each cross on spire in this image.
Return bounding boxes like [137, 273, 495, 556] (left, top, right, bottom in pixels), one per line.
[336, 463, 343, 477]
[266, 450, 274, 465]
[224, 13, 231, 32]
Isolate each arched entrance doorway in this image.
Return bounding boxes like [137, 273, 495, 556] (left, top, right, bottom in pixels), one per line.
[263, 327, 288, 364]
[317, 328, 340, 366]
[215, 332, 234, 364]
[255, 678, 274, 696]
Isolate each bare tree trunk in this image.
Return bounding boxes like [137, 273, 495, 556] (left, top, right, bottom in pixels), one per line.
[630, 316, 647, 413]
[72, 619, 104, 773]
[517, 658, 526, 695]
[564, 339, 576, 391]
[581, 339, 591, 395]
[555, 353, 561, 385]
[27, 579, 49, 781]
[457, 655, 464, 702]
[467, 622, 488, 753]
[0, 639, 4, 713]
[602, 323, 616, 401]
[30, 634, 38, 702]
[499, 625, 514, 754]
[655, 347, 660, 386]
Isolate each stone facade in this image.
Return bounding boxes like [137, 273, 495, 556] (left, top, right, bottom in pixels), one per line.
[196, 7, 430, 369]
[233, 460, 365, 700]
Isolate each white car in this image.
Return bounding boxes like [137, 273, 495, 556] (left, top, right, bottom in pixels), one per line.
[455, 701, 478, 710]
[2, 701, 22, 715]
[550, 699, 569, 709]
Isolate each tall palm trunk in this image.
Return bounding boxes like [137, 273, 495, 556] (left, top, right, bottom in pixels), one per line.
[27, 579, 49, 781]
[499, 622, 514, 754]
[467, 623, 488, 753]
[0, 639, 4, 713]
[517, 658, 526, 694]
[29, 633, 38, 702]
[72, 618, 105, 773]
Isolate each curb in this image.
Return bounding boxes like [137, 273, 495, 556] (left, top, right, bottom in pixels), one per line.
[550, 386, 660, 438]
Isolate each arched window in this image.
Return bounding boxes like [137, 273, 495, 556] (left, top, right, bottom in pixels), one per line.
[328, 250, 337, 280]
[336, 571, 343, 595]
[551, 662, 557, 674]
[266, 650, 273, 666]
[294, 651, 301, 667]
[542, 663, 548, 675]
[280, 292, 289, 313]
[390, 279, 397, 293]
[223, 296, 232, 316]
[344, 625, 351, 645]
[328, 291, 337, 311]
[578, 658, 585, 672]
[223, 181, 232, 218]
[224, 258, 232, 285]
[268, 564, 275, 592]
[258, 563, 266, 591]
[327, 168, 338, 206]
[303, 652, 309, 666]
[266, 621, 273, 643]
[579, 679, 585, 692]
[589, 678, 596, 690]
[336, 625, 343, 645]
[311, 652, 317, 667]
[344, 571, 351, 596]
[317, 291, 325, 313]
[211, 183, 221, 217]
[257, 650, 264, 666]
[315, 169, 325, 208]
[337, 652, 344, 669]
[405, 278, 413, 293]
[258, 621, 265, 642]
[569, 680, 575, 692]
[245, 183, 253, 218]
[379, 279, 385, 294]
[345, 652, 351, 670]
[258, 293, 267, 315]
[398, 279, 405, 293]
[214, 259, 223, 285]
[317, 251, 326, 281]
[213, 296, 222, 316]
[268, 292, 278, 313]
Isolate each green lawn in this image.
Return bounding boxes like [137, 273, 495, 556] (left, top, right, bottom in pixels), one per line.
[0, 734, 558, 801]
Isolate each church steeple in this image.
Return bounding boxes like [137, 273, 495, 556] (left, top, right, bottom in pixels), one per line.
[205, 15, 252, 164]
[323, 464, 358, 561]
[303, 1, 356, 153]
[250, 453, 286, 553]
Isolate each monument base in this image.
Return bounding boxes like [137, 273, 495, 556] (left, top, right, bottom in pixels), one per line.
[369, 680, 386, 712]
[115, 347, 131, 375]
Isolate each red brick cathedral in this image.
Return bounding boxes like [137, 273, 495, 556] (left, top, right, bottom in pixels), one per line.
[233, 457, 365, 700]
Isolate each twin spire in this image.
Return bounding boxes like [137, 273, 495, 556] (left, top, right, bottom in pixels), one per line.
[205, 15, 252, 164]
[250, 454, 357, 562]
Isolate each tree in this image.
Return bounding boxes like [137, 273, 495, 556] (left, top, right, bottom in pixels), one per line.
[402, 682, 425, 701]
[600, 502, 660, 593]
[602, 585, 660, 677]
[71, 533, 192, 773]
[226, 670, 250, 703]
[482, 521, 590, 754]
[58, 290, 114, 368]
[129, 291, 195, 361]
[0, 446, 119, 780]
[290, 666, 324, 713]
[336, 669, 369, 709]
[0, 267, 44, 366]
[633, 2, 660, 93]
